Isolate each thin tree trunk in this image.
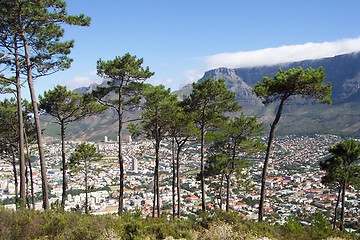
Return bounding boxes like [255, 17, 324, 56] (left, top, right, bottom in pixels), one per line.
[60, 123, 66, 210]
[24, 131, 35, 209]
[176, 140, 185, 218]
[340, 182, 346, 231]
[152, 119, 161, 218]
[226, 174, 230, 212]
[219, 174, 224, 210]
[118, 115, 124, 216]
[25, 164, 29, 209]
[200, 120, 206, 211]
[85, 169, 88, 214]
[333, 186, 342, 230]
[118, 84, 124, 216]
[14, 39, 26, 207]
[10, 146, 19, 205]
[227, 145, 236, 212]
[171, 138, 176, 218]
[258, 97, 286, 222]
[155, 135, 160, 217]
[21, 30, 49, 210]
[152, 170, 157, 218]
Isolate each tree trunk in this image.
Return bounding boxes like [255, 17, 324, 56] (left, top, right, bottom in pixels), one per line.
[219, 175, 224, 210]
[226, 174, 230, 212]
[85, 174, 88, 214]
[200, 122, 206, 211]
[24, 131, 35, 209]
[333, 186, 342, 230]
[152, 170, 157, 218]
[155, 134, 161, 217]
[10, 146, 19, 205]
[152, 119, 161, 218]
[21, 30, 49, 210]
[60, 122, 67, 210]
[118, 85, 124, 216]
[14, 40, 26, 207]
[171, 138, 176, 218]
[176, 140, 185, 218]
[152, 145, 160, 217]
[25, 164, 30, 209]
[340, 181, 346, 231]
[258, 97, 286, 222]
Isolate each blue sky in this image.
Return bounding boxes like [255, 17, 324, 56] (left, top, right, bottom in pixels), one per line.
[34, 0, 360, 95]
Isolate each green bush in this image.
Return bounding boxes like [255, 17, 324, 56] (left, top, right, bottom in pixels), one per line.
[282, 216, 306, 239]
[308, 211, 334, 240]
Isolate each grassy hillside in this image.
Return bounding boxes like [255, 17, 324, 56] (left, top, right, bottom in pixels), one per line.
[0, 208, 356, 240]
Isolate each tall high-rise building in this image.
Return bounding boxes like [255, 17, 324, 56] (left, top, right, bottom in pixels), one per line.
[131, 157, 138, 172]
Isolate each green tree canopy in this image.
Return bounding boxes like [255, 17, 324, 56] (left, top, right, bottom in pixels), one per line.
[204, 114, 263, 211]
[253, 67, 332, 222]
[68, 142, 103, 214]
[183, 77, 240, 211]
[253, 67, 332, 104]
[0, 0, 90, 210]
[91, 53, 154, 215]
[320, 139, 360, 231]
[39, 85, 105, 209]
[130, 84, 179, 217]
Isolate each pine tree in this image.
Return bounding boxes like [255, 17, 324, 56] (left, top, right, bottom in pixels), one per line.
[253, 67, 332, 222]
[92, 53, 153, 215]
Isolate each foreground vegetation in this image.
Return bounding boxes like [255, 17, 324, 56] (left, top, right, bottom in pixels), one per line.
[0, 208, 356, 240]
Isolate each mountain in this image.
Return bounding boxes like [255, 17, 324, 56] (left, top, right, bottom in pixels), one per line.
[175, 52, 360, 136]
[43, 52, 360, 140]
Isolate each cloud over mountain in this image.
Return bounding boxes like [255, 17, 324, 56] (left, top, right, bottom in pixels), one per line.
[204, 37, 360, 69]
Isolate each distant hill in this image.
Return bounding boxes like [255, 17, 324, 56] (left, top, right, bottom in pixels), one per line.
[43, 52, 360, 140]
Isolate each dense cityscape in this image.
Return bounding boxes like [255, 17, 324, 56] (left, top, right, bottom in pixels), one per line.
[1, 134, 359, 232]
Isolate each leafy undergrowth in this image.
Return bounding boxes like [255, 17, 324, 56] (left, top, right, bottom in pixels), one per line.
[0, 207, 356, 240]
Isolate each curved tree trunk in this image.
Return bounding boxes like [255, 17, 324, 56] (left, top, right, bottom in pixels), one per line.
[258, 97, 286, 222]
[118, 85, 124, 216]
[21, 30, 49, 210]
[60, 123, 67, 209]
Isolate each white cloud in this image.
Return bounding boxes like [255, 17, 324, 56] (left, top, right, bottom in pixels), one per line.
[150, 78, 174, 88]
[204, 37, 360, 69]
[184, 69, 204, 85]
[61, 71, 103, 90]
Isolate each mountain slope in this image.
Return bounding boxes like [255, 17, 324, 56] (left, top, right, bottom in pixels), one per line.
[43, 52, 360, 140]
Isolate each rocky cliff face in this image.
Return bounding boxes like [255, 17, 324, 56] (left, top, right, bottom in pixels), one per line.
[204, 52, 360, 105]
[201, 68, 263, 113]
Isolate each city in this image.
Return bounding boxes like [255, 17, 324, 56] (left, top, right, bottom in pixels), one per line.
[0, 134, 359, 231]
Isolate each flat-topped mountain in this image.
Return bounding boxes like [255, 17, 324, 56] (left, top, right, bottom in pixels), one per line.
[43, 52, 360, 140]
